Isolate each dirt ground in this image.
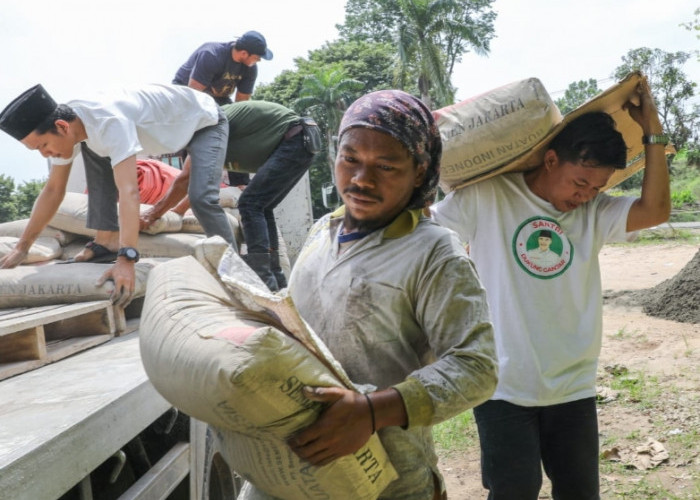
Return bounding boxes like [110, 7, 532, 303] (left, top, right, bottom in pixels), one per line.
[437, 241, 700, 499]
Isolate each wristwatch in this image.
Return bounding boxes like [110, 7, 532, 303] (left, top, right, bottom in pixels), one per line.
[117, 247, 140, 262]
[642, 134, 669, 146]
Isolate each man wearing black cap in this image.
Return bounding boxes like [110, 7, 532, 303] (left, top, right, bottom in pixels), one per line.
[173, 30, 273, 105]
[0, 83, 234, 306]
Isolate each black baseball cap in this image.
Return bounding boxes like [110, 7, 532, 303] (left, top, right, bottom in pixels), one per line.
[0, 84, 58, 141]
[236, 31, 273, 60]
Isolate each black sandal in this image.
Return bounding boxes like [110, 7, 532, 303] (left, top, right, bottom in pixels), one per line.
[59, 240, 119, 264]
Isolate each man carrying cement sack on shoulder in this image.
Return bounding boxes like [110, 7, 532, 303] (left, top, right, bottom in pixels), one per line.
[140, 99, 320, 292]
[431, 77, 670, 499]
[0, 83, 234, 306]
[235, 90, 497, 499]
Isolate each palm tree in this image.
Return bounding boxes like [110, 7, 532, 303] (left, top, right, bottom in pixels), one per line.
[395, 0, 493, 108]
[292, 66, 364, 182]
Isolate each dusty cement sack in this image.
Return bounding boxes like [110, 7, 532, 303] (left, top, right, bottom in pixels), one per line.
[434, 77, 561, 192]
[0, 259, 157, 308]
[0, 219, 78, 247]
[59, 232, 207, 261]
[137, 232, 206, 259]
[219, 186, 243, 208]
[139, 205, 182, 235]
[441, 72, 655, 193]
[140, 255, 397, 499]
[192, 236, 233, 275]
[181, 209, 243, 244]
[49, 192, 181, 236]
[0, 236, 62, 264]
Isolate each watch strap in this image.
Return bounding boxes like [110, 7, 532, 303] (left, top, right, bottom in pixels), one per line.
[642, 134, 669, 146]
[117, 247, 140, 262]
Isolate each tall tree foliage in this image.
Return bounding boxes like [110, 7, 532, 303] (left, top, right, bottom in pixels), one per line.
[293, 67, 365, 182]
[613, 48, 698, 149]
[254, 40, 396, 218]
[15, 179, 45, 219]
[0, 175, 18, 223]
[0, 176, 46, 223]
[339, 0, 496, 108]
[555, 79, 601, 114]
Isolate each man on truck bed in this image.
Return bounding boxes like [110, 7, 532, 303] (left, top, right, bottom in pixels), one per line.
[431, 78, 670, 499]
[173, 30, 273, 105]
[0, 83, 234, 305]
[140, 99, 320, 292]
[236, 89, 498, 499]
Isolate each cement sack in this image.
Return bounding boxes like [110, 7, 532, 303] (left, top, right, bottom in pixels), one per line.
[191, 236, 233, 275]
[0, 219, 78, 247]
[138, 232, 206, 259]
[181, 209, 243, 245]
[140, 255, 397, 499]
[434, 77, 561, 192]
[219, 186, 243, 208]
[0, 236, 62, 264]
[49, 192, 182, 236]
[139, 205, 182, 235]
[59, 233, 208, 261]
[0, 259, 157, 308]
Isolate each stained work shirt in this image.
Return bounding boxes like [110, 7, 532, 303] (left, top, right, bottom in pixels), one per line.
[288, 208, 497, 499]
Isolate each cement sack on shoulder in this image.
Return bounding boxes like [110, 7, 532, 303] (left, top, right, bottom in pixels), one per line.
[49, 192, 182, 236]
[434, 78, 561, 192]
[0, 219, 78, 247]
[0, 236, 62, 264]
[0, 259, 157, 308]
[140, 256, 397, 499]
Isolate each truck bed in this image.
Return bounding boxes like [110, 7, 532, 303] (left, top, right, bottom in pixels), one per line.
[0, 331, 173, 500]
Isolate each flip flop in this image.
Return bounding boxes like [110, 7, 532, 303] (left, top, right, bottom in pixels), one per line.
[58, 240, 119, 264]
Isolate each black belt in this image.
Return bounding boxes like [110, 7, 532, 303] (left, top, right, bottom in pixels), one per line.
[284, 123, 304, 141]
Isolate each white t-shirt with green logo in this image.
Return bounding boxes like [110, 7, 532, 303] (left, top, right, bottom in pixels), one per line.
[432, 172, 636, 406]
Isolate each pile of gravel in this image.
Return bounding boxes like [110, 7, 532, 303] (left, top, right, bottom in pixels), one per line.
[637, 249, 700, 324]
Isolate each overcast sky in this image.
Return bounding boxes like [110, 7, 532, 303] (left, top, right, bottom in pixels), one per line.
[1, 0, 698, 183]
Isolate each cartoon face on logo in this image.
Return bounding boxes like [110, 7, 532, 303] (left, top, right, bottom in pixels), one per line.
[512, 217, 573, 279]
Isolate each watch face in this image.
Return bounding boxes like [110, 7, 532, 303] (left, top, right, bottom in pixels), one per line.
[119, 247, 139, 261]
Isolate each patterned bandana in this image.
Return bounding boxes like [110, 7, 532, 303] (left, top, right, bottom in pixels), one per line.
[338, 90, 442, 209]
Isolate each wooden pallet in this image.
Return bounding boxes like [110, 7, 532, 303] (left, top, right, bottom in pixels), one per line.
[0, 300, 130, 381]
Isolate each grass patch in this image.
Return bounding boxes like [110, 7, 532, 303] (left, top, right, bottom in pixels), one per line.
[432, 409, 478, 454]
[609, 371, 662, 409]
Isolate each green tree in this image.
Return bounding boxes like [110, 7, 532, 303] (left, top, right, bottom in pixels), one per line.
[293, 66, 365, 182]
[613, 47, 698, 149]
[300, 40, 396, 93]
[0, 174, 18, 223]
[339, 0, 496, 107]
[555, 79, 601, 114]
[254, 40, 397, 218]
[15, 179, 46, 219]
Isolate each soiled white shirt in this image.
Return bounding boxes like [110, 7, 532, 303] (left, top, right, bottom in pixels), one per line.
[52, 83, 219, 167]
[432, 172, 636, 407]
[289, 208, 497, 499]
